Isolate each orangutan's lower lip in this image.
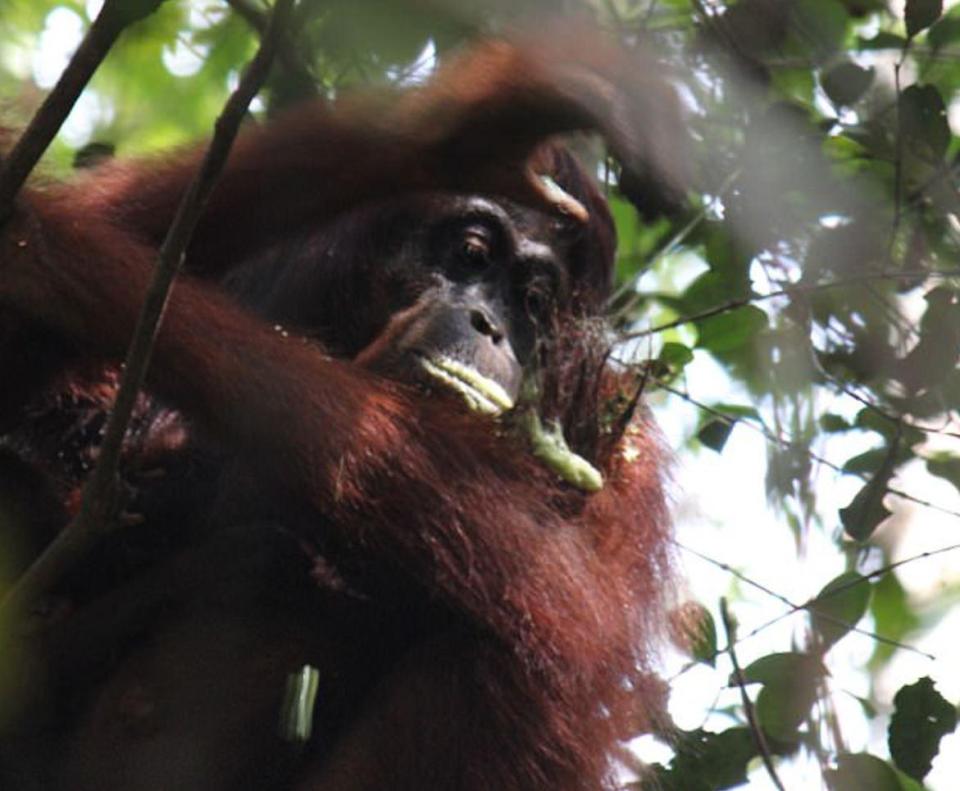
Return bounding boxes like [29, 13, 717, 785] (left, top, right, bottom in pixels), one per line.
[417, 355, 515, 416]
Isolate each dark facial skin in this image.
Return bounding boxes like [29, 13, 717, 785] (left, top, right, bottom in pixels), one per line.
[355, 195, 577, 413]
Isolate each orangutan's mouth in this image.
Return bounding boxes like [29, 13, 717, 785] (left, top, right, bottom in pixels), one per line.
[417, 354, 515, 416]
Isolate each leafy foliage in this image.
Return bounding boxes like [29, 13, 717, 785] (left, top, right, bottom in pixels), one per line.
[640, 728, 758, 790]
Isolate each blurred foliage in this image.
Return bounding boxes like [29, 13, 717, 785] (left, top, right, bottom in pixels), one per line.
[3, 0, 960, 788]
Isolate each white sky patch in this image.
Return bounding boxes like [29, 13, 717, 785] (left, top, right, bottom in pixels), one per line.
[188, 3, 221, 31]
[29, 5, 114, 146]
[60, 88, 114, 146]
[163, 38, 208, 77]
[225, 68, 265, 113]
[85, 0, 105, 20]
[1, 42, 32, 80]
[32, 7, 84, 89]
[388, 39, 437, 86]
[164, 3, 222, 78]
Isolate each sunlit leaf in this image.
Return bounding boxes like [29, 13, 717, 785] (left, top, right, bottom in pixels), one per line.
[658, 342, 694, 372]
[810, 571, 872, 650]
[668, 601, 718, 667]
[870, 571, 922, 670]
[928, 13, 960, 48]
[755, 671, 819, 743]
[740, 651, 828, 686]
[825, 753, 903, 791]
[695, 306, 768, 355]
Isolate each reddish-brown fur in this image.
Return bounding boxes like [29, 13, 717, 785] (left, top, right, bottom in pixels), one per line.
[0, 35, 675, 790]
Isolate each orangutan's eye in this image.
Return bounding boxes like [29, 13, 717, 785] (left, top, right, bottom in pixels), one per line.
[459, 227, 492, 267]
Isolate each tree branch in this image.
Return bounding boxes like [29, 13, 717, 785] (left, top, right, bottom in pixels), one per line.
[721, 597, 786, 791]
[0, 0, 295, 619]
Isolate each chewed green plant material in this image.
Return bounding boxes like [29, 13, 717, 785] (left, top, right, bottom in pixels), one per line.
[280, 664, 320, 743]
[521, 410, 604, 493]
[419, 354, 515, 415]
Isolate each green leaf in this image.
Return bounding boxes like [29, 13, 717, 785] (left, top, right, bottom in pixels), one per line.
[820, 413, 852, 433]
[843, 448, 887, 475]
[756, 672, 819, 743]
[888, 676, 958, 780]
[899, 286, 960, 392]
[646, 728, 757, 791]
[771, 67, 816, 104]
[810, 571, 872, 651]
[857, 31, 908, 49]
[659, 342, 694, 372]
[825, 753, 902, 791]
[694, 404, 759, 453]
[697, 419, 734, 453]
[896, 770, 930, 791]
[928, 14, 960, 48]
[905, 0, 943, 38]
[822, 62, 875, 106]
[670, 602, 718, 667]
[899, 84, 950, 162]
[840, 478, 892, 540]
[870, 572, 922, 670]
[854, 408, 898, 438]
[792, 0, 849, 61]
[695, 305, 768, 354]
[689, 610, 717, 667]
[740, 651, 828, 686]
[680, 226, 753, 313]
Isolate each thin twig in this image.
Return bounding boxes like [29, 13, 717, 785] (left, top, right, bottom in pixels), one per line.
[655, 379, 960, 521]
[715, 541, 960, 664]
[816, 365, 960, 441]
[890, 41, 910, 245]
[608, 168, 741, 315]
[0, 1, 167, 221]
[623, 268, 960, 340]
[677, 540, 937, 662]
[721, 598, 787, 791]
[1, 0, 295, 619]
[226, 0, 316, 94]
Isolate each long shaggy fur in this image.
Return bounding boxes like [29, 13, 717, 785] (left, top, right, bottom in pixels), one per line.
[0, 35, 676, 790]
